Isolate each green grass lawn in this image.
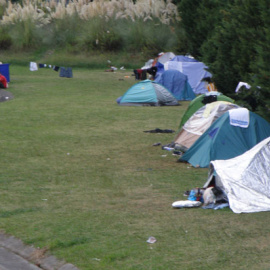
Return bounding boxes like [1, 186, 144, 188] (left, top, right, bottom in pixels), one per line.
[0, 65, 270, 270]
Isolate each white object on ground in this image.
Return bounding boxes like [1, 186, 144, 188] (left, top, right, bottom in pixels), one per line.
[146, 236, 157, 244]
[172, 200, 202, 208]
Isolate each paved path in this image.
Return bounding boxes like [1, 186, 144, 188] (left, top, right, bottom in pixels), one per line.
[0, 232, 79, 270]
[0, 247, 41, 270]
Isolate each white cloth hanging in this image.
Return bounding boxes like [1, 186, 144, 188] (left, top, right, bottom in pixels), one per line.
[30, 62, 38, 71]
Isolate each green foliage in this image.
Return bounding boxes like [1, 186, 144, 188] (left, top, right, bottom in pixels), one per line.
[0, 27, 12, 50]
[5, 18, 41, 50]
[178, 0, 270, 120]
[232, 83, 270, 122]
[0, 4, 6, 18]
[178, 0, 227, 57]
[10, 0, 23, 3]
[179, 0, 241, 94]
[143, 22, 180, 55]
[250, 0, 270, 121]
[47, 15, 82, 49]
[178, 0, 201, 56]
[0, 0, 182, 55]
[205, 0, 270, 120]
[117, 19, 181, 55]
[78, 18, 124, 52]
[77, 18, 180, 55]
[201, 20, 242, 95]
[120, 19, 149, 52]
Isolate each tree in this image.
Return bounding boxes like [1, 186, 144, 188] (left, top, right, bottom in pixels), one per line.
[249, 0, 270, 121]
[178, 0, 228, 58]
[179, 0, 270, 120]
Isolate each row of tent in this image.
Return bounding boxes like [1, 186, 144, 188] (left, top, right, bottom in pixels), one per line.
[166, 93, 270, 213]
[117, 52, 254, 106]
[177, 102, 270, 169]
[143, 52, 212, 94]
[117, 53, 211, 106]
[116, 53, 270, 213]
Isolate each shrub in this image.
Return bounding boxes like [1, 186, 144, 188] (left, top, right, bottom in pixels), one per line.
[78, 18, 123, 52]
[0, 27, 12, 49]
[48, 15, 81, 48]
[1, 1, 50, 49]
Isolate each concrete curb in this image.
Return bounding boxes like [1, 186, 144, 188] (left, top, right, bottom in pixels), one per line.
[0, 232, 79, 270]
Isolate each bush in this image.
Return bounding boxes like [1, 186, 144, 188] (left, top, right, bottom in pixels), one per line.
[0, 28, 12, 50]
[112, 18, 181, 55]
[6, 19, 41, 50]
[48, 15, 82, 49]
[78, 18, 123, 52]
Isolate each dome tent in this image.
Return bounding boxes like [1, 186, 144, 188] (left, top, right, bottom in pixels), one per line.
[117, 80, 179, 106]
[154, 54, 212, 94]
[179, 108, 270, 168]
[204, 137, 270, 213]
[174, 101, 240, 152]
[179, 92, 235, 129]
[155, 69, 196, 101]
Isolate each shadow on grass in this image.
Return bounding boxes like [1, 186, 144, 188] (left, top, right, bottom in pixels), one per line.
[0, 207, 41, 218]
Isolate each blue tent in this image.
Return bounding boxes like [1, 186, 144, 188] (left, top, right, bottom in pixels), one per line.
[179, 109, 270, 168]
[154, 55, 212, 94]
[117, 80, 179, 106]
[155, 70, 196, 101]
[171, 55, 198, 62]
[166, 60, 212, 94]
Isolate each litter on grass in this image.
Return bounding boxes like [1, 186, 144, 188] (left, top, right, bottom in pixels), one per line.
[172, 185, 229, 210]
[152, 142, 161, 146]
[172, 200, 202, 208]
[146, 236, 157, 244]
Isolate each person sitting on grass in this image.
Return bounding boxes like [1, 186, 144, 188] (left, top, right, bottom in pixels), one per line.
[0, 73, 8, 88]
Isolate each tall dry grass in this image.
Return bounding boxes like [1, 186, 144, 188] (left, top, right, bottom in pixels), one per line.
[1, 0, 180, 25]
[0, 0, 181, 52]
[1, 0, 50, 26]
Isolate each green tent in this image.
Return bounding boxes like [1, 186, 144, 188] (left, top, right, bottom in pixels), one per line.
[179, 109, 270, 168]
[179, 92, 234, 129]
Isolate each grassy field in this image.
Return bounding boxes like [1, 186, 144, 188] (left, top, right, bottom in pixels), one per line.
[0, 65, 270, 270]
